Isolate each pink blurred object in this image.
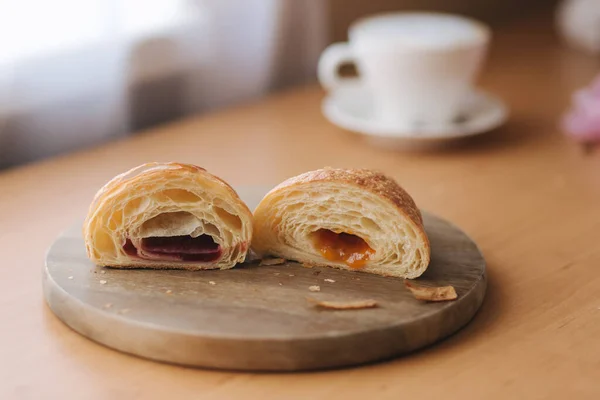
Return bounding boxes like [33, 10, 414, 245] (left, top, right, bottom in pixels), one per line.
[563, 75, 600, 143]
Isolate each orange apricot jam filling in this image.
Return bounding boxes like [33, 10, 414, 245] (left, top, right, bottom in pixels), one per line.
[312, 229, 375, 269]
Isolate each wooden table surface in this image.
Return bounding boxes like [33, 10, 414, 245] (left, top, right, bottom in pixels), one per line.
[2, 12, 600, 400]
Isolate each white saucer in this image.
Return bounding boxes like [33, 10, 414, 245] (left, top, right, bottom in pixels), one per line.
[322, 85, 509, 144]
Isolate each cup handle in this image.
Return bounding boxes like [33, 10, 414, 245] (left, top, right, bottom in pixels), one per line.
[318, 42, 358, 91]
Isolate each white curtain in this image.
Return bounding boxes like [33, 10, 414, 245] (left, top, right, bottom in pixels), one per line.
[0, 0, 328, 167]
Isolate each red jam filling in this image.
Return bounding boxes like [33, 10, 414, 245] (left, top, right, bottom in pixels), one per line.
[124, 235, 222, 262]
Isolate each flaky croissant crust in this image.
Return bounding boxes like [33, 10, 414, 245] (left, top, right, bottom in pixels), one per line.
[83, 162, 252, 270]
[252, 168, 430, 278]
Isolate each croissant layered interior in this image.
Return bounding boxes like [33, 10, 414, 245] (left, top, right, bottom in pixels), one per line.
[85, 164, 428, 277]
[84, 163, 252, 269]
[252, 170, 430, 279]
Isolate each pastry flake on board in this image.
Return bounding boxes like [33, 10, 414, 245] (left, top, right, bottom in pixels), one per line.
[308, 297, 378, 310]
[259, 257, 287, 266]
[404, 280, 458, 302]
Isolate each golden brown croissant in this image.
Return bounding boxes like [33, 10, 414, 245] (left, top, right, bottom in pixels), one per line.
[252, 168, 430, 278]
[83, 162, 252, 270]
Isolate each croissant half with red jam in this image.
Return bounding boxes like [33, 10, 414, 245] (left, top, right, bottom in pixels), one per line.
[83, 162, 252, 270]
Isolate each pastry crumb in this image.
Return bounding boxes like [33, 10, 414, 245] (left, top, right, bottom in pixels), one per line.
[274, 272, 280, 276]
[324, 278, 336, 283]
[288, 274, 295, 277]
[309, 285, 321, 292]
[308, 298, 378, 310]
[404, 280, 458, 302]
[67, 276, 74, 280]
[278, 282, 283, 286]
[259, 258, 286, 266]
[100, 270, 106, 274]
[209, 281, 216, 285]
[99, 280, 107, 285]
[165, 290, 172, 294]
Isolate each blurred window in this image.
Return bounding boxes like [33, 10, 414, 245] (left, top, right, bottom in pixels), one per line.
[0, 0, 192, 66]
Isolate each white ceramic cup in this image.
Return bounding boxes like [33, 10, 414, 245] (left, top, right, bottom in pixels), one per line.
[318, 12, 491, 127]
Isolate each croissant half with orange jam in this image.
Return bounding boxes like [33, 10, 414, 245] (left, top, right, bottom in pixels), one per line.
[83, 162, 252, 270]
[252, 168, 430, 278]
